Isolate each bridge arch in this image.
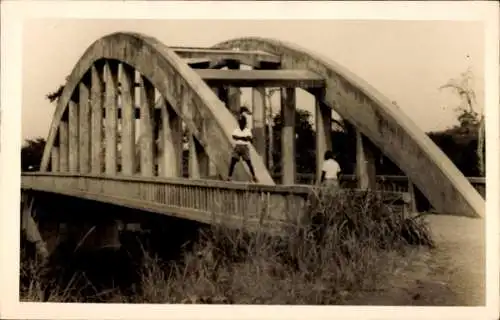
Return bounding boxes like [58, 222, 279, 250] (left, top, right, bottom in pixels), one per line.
[40, 32, 274, 183]
[214, 37, 484, 218]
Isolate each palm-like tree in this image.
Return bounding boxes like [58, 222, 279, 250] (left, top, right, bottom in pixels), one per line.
[439, 67, 485, 176]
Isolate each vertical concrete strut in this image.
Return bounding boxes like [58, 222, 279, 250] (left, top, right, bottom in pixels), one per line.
[90, 64, 104, 174]
[314, 92, 332, 183]
[252, 87, 266, 161]
[159, 98, 182, 178]
[51, 146, 60, 172]
[227, 61, 241, 117]
[68, 100, 79, 173]
[355, 129, 377, 190]
[104, 61, 119, 175]
[139, 75, 155, 177]
[188, 135, 200, 179]
[79, 80, 91, 173]
[59, 120, 69, 172]
[120, 63, 136, 176]
[281, 87, 296, 185]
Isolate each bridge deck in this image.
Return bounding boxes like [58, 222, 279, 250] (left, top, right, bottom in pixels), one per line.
[196, 69, 325, 88]
[21, 173, 411, 233]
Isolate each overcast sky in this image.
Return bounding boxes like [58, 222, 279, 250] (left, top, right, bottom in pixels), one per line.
[22, 19, 484, 140]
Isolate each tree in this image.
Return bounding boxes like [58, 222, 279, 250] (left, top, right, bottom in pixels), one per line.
[21, 138, 46, 171]
[439, 67, 484, 175]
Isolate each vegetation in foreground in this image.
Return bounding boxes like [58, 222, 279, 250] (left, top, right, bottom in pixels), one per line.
[20, 190, 434, 304]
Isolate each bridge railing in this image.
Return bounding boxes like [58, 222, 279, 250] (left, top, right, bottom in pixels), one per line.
[272, 173, 486, 197]
[21, 173, 411, 233]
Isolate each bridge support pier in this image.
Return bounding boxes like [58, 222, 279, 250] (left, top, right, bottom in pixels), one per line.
[280, 87, 296, 185]
[21, 191, 123, 263]
[21, 193, 49, 262]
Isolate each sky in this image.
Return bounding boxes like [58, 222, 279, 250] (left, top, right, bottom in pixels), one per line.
[21, 19, 484, 141]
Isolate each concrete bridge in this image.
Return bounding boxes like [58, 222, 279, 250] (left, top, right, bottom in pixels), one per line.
[21, 32, 485, 260]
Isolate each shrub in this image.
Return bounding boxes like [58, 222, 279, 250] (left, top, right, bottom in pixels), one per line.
[133, 189, 434, 304]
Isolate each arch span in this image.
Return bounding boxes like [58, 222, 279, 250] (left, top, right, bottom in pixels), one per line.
[40, 32, 274, 184]
[214, 37, 484, 218]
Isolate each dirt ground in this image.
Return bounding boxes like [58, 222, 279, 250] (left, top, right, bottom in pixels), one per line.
[348, 214, 486, 306]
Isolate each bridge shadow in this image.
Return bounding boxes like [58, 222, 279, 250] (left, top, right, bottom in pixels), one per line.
[20, 193, 211, 302]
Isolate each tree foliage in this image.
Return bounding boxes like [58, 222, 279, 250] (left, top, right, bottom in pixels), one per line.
[21, 138, 46, 171]
[438, 67, 484, 176]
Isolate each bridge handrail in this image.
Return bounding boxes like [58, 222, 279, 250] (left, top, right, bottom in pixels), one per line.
[21, 173, 417, 232]
[271, 173, 485, 185]
[21, 172, 410, 200]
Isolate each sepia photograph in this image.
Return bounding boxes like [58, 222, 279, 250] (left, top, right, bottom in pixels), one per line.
[1, 1, 498, 319]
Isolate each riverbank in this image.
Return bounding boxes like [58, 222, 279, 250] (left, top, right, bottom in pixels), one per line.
[20, 191, 450, 305]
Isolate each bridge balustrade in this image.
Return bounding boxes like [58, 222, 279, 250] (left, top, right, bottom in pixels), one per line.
[21, 173, 411, 233]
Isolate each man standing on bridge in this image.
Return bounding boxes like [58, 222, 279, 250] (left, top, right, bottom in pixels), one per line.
[227, 114, 258, 182]
[319, 150, 341, 190]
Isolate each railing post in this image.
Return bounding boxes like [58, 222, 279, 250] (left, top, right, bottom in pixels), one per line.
[120, 63, 136, 176]
[281, 87, 296, 185]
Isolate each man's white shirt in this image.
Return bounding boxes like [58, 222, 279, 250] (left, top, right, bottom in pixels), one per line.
[322, 159, 341, 179]
[232, 127, 252, 146]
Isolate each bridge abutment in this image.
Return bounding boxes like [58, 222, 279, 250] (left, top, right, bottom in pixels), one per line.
[21, 191, 123, 262]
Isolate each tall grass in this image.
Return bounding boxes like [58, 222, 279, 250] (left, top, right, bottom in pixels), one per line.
[20, 189, 434, 304]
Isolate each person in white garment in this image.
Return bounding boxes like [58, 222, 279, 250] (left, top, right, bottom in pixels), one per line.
[227, 115, 258, 182]
[319, 150, 341, 189]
